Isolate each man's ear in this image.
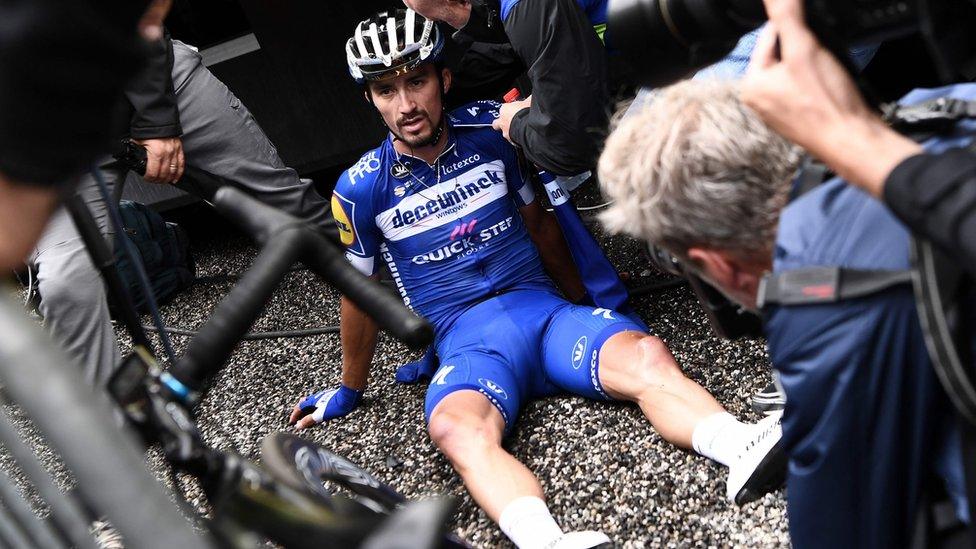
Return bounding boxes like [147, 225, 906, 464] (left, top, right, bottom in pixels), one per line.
[441, 67, 452, 94]
[363, 89, 372, 104]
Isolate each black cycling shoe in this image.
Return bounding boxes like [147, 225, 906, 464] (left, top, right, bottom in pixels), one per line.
[751, 381, 786, 414]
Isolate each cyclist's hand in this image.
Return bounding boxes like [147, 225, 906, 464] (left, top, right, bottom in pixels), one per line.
[133, 137, 184, 184]
[395, 347, 438, 385]
[289, 385, 362, 429]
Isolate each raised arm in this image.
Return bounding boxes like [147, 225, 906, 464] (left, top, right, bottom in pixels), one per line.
[502, 0, 609, 175]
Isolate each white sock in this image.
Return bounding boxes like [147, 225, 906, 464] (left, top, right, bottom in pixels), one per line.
[691, 412, 751, 467]
[499, 496, 564, 549]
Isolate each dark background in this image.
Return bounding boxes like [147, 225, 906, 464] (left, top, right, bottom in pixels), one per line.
[162, 0, 940, 191]
[165, 0, 402, 187]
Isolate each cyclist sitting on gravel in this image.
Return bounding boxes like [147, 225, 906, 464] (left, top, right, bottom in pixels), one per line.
[291, 10, 785, 548]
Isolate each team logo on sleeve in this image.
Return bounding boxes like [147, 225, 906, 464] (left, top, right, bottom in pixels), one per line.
[331, 193, 366, 256]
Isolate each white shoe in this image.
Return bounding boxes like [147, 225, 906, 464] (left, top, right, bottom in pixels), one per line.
[726, 411, 787, 505]
[546, 530, 613, 549]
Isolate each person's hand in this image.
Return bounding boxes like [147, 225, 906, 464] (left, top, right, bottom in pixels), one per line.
[492, 97, 532, 144]
[395, 347, 438, 384]
[289, 385, 363, 430]
[138, 0, 173, 42]
[740, 0, 921, 197]
[133, 137, 184, 184]
[740, 0, 874, 155]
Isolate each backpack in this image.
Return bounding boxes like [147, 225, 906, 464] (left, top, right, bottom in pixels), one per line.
[113, 200, 195, 313]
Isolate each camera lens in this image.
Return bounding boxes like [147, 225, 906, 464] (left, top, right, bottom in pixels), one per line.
[608, 0, 765, 87]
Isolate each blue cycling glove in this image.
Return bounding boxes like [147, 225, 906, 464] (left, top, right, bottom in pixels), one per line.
[395, 347, 439, 385]
[295, 385, 362, 425]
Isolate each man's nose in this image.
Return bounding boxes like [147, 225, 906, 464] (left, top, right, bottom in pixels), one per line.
[398, 90, 417, 114]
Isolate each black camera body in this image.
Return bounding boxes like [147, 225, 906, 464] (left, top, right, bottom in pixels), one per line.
[609, 0, 976, 88]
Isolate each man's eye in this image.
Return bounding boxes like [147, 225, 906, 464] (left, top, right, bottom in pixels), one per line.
[379, 88, 394, 96]
[410, 79, 425, 88]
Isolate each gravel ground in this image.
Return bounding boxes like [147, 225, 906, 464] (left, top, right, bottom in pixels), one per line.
[4, 190, 791, 547]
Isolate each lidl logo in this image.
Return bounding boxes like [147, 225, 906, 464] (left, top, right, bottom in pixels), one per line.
[331, 196, 355, 246]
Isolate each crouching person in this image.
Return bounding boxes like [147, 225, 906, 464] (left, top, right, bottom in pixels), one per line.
[599, 80, 968, 548]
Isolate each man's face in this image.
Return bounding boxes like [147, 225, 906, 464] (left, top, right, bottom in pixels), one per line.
[686, 247, 768, 312]
[402, 0, 471, 29]
[367, 64, 449, 147]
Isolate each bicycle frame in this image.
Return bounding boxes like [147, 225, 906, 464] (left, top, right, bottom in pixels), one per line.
[65, 177, 440, 547]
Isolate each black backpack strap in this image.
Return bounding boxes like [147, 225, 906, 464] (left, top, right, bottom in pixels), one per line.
[757, 266, 913, 309]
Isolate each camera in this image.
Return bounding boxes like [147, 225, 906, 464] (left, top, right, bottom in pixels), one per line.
[643, 244, 764, 339]
[608, 0, 976, 87]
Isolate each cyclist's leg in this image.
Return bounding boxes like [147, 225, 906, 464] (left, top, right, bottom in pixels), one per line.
[169, 41, 334, 235]
[31, 165, 124, 385]
[541, 304, 722, 448]
[424, 353, 535, 521]
[598, 331, 725, 448]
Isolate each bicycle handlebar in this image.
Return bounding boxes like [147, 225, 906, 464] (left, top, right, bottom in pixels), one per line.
[169, 188, 432, 395]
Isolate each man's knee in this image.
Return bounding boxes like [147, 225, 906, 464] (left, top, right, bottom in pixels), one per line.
[427, 403, 503, 464]
[600, 333, 684, 393]
[36, 255, 104, 319]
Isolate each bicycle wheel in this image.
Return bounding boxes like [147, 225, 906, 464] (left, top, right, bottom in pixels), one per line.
[260, 433, 405, 512]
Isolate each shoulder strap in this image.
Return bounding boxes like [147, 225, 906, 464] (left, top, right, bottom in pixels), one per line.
[757, 266, 913, 309]
[883, 97, 976, 135]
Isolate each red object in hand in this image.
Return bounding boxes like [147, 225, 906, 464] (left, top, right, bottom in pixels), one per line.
[504, 88, 522, 103]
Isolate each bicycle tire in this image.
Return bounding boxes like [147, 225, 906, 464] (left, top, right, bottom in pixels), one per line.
[260, 433, 405, 512]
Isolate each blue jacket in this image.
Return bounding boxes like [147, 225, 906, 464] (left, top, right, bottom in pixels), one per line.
[764, 83, 976, 548]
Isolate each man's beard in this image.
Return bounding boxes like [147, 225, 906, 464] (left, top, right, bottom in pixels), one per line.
[393, 111, 444, 148]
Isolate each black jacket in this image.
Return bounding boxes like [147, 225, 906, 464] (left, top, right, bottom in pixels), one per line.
[885, 148, 976, 275]
[0, 0, 148, 186]
[122, 32, 182, 140]
[502, 0, 609, 175]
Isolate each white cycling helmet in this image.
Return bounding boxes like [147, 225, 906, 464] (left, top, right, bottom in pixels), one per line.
[346, 9, 445, 84]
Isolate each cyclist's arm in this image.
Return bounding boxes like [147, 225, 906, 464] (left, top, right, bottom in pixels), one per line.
[331, 170, 384, 390]
[339, 287, 380, 391]
[519, 200, 586, 302]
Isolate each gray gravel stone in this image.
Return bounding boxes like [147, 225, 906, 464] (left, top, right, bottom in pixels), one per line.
[3, 194, 791, 548]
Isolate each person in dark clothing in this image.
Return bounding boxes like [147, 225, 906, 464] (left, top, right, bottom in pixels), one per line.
[740, 0, 976, 276]
[403, 0, 610, 176]
[30, 32, 333, 386]
[0, 0, 159, 271]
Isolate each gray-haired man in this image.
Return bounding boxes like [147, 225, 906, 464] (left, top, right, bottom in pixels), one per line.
[598, 79, 969, 548]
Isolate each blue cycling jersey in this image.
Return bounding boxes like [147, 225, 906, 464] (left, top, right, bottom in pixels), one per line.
[331, 101, 554, 333]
